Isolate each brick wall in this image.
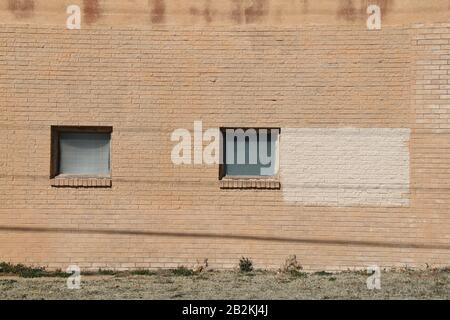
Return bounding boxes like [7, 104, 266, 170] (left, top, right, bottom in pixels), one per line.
[0, 2, 449, 271]
[281, 128, 411, 206]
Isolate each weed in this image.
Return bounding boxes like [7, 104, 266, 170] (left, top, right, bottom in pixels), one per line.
[0, 262, 65, 278]
[193, 258, 209, 273]
[97, 269, 117, 276]
[281, 255, 306, 277]
[314, 271, 333, 276]
[171, 266, 195, 277]
[130, 269, 157, 276]
[239, 257, 253, 273]
[290, 269, 308, 278]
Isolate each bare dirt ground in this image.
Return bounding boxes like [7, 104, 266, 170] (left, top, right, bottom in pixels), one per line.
[0, 269, 449, 300]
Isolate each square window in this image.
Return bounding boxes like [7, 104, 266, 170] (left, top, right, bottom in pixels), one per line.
[219, 128, 280, 189]
[50, 126, 112, 187]
[59, 132, 110, 176]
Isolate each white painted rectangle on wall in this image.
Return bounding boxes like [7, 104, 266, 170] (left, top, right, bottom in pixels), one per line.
[281, 128, 410, 207]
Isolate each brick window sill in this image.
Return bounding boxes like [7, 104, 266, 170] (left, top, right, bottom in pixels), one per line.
[219, 178, 280, 190]
[51, 176, 112, 188]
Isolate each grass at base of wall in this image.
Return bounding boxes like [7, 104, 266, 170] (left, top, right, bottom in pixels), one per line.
[0, 262, 201, 278]
[0, 262, 67, 278]
[1, 261, 449, 279]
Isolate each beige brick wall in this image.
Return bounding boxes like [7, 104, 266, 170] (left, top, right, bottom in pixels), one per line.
[0, 1, 449, 271]
[281, 128, 411, 206]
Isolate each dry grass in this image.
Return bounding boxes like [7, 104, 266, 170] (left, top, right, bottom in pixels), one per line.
[0, 268, 449, 300]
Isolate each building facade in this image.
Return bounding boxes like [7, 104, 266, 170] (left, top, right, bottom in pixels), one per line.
[0, 0, 450, 271]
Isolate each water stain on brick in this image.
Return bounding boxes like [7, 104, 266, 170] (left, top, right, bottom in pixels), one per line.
[83, 0, 101, 24]
[337, 0, 358, 21]
[150, 0, 166, 24]
[360, 0, 393, 15]
[301, 0, 309, 14]
[244, 0, 269, 24]
[231, 0, 243, 24]
[203, 1, 213, 23]
[338, 0, 393, 21]
[8, 0, 34, 19]
[189, 0, 213, 23]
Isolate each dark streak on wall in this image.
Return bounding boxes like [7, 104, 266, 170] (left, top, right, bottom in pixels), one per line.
[360, 0, 393, 15]
[231, 0, 243, 24]
[301, 0, 309, 14]
[338, 0, 393, 21]
[189, 0, 213, 23]
[150, 0, 166, 24]
[83, 0, 101, 24]
[8, 0, 34, 18]
[337, 0, 358, 21]
[244, 0, 269, 24]
[203, 0, 213, 23]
